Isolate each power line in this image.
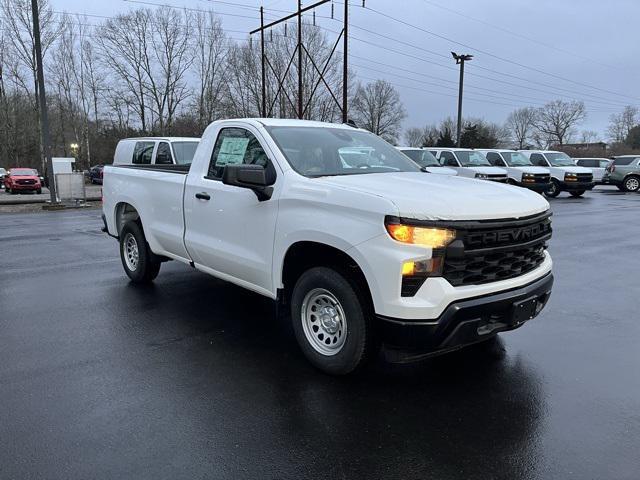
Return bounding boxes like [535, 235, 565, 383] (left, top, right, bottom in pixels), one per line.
[362, 5, 640, 102]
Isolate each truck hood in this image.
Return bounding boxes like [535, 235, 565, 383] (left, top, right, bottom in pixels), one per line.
[464, 166, 506, 174]
[551, 166, 591, 173]
[424, 166, 457, 175]
[315, 172, 549, 221]
[510, 166, 549, 174]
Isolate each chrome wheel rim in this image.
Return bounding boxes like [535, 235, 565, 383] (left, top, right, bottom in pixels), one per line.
[625, 178, 639, 191]
[123, 233, 139, 271]
[301, 288, 347, 356]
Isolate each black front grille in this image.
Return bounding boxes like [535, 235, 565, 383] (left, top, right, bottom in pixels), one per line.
[532, 174, 550, 183]
[576, 173, 593, 182]
[442, 212, 551, 287]
[17, 179, 35, 185]
[488, 175, 508, 182]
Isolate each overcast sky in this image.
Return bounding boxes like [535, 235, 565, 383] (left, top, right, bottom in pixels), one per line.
[53, 0, 639, 138]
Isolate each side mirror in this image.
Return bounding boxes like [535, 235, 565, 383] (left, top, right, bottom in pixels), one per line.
[222, 164, 275, 201]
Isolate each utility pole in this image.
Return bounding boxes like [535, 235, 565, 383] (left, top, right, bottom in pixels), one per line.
[32, 0, 56, 204]
[451, 51, 473, 147]
[342, 0, 348, 123]
[297, 0, 303, 119]
[260, 6, 266, 117]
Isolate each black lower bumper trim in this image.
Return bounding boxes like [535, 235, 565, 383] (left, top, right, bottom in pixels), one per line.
[560, 181, 595, 191]
[520, 182, 551, 192]
[378, 273, 553, 359]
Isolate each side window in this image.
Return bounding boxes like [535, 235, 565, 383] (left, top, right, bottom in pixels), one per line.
[132, 141, 155, 165]
[486, 152, 504, 166]
[207, 128, 269, 180]
[155, 142, 174, 165]
[441, 151, 458, 167]
[530, 154, 547, 167]
[599, 160, 610, 168]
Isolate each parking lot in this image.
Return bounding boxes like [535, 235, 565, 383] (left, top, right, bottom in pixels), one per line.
[1, 188, 639, 479]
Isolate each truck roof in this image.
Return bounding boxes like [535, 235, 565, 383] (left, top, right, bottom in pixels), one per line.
[250, 118, 358, 130]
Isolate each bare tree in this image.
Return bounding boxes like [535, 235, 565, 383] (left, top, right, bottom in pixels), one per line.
[192, 10, 227, 130]
[579, 130, 599, 144]
[505, 107, 536, 149]
[404, 127, 423, 147]
[533, 100, 586, 146]
[607, 105, 639, 143]
[351, 80, 406, 143]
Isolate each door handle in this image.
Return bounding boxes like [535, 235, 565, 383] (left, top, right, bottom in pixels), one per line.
[195, 192, 211, 201]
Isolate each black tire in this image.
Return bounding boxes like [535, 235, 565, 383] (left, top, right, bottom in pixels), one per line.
[544, 179, 561, 198]
[119, 221, 161, 283]
[569, 190, 585, 197]
[5, 186, 10, 194]
[290, 266, 376, 375]
[623, 175, 640, 192]
[616, 185, 626, 191]
[36, 188, 42, 195]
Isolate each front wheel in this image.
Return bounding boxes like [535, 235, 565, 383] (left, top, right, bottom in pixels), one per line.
[119, 221, 161, 283]
[623, 175, 640, 192]
[36, 188, 42, 195]
[544, 179, 561, 198]
[291, 266, 376, 375]
[569, 190, 585, 197]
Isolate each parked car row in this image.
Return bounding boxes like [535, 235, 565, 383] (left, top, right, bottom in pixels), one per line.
[396, 147, 598, 198]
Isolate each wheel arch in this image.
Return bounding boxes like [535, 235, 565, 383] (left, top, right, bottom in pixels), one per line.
[114, 201, 142, 236]
[279, 241, 374, 311]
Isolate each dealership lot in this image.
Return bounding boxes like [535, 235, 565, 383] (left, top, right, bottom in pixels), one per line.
[1, 188, 639, 479]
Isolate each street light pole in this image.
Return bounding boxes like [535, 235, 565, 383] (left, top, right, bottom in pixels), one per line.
[32, 0, 56, 203]
[452, 52, 473, 148]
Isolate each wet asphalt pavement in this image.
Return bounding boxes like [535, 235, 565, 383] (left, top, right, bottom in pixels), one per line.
[1, 188, 639, 479]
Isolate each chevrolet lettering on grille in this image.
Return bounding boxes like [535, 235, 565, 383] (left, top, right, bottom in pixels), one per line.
[466, 221, 551, 247]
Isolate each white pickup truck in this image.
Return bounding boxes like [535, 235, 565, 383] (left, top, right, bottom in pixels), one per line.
[102, 118, 554, 374]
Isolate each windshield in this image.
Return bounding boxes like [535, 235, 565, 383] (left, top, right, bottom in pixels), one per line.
[399, 149, 440, 167]
[11, 169, 36, 176]
[172, 141, 199, 165]
[545, 152, 574, 167]
[502, 152, 532, 166]
[455, 151, 491, 167]
[266, 127, 420, 177]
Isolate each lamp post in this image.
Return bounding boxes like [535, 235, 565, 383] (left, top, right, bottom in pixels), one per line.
[451, 52, 473, 147]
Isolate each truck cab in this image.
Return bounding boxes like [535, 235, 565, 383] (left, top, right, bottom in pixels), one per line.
[477, 149, 551, 193]
[519, 150, 594, 198]
[428, 148, 508, 182]
[396, 147, 457, 175]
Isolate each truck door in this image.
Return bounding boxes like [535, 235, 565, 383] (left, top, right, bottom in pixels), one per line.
[183, 126, 279, 298]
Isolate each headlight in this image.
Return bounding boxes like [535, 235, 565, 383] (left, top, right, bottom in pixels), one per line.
[475, 173, 488, 179]
[522, 173, 535, 178]
[386, 223, 456, 249]
[564, 173, 578, 181]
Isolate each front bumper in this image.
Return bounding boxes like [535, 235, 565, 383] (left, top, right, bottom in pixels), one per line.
[560, 181, 594, 191]
[9, 183, 41, 191]
[378, 272, 553, 360]
[519, 181, 551, 192]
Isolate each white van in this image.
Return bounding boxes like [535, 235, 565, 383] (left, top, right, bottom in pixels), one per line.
[518, 150, 594, 197]
[477, 149, 551, 193]
[396, 147, 457, 175]
[113, 137, 200, 168]
[428, 148, 508, 182]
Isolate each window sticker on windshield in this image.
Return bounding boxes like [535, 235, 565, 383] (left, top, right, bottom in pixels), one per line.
[217, 137, 250, 166]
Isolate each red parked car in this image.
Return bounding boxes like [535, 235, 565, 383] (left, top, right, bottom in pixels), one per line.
[4, 168, 42, 194]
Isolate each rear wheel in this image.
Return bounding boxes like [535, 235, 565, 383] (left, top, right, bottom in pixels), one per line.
[291, 266, 376, 375]
[569, 190, 585, 197]
[544, 179, 561, 198]
[119, 221, 161, 283]
[623, 175, 640, 192]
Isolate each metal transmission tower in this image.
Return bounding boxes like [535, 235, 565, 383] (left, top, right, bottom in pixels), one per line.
[451, 51, 473, 147]
[251, 0, 350, 123]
